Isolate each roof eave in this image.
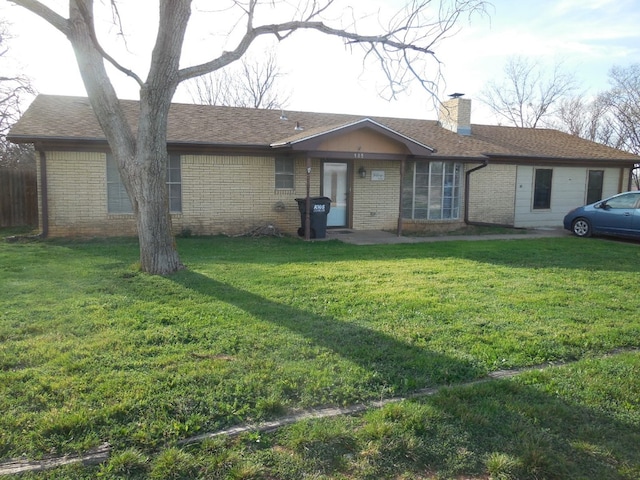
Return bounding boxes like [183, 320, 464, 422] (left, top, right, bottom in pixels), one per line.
[485, 153, 639, 166]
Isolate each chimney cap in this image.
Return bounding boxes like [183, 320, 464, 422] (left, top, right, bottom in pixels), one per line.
[448, 92, 465, 98]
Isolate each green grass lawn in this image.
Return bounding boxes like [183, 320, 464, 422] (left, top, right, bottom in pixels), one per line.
[1, 232, 639, 479]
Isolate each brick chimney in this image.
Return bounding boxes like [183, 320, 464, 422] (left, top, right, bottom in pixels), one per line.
[439, 94, 471, 135]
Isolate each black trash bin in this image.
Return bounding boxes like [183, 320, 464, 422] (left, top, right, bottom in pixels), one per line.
[295, 196, 332, 238]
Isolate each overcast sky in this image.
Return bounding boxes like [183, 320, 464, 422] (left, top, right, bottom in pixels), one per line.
[2, 0, 639, 125]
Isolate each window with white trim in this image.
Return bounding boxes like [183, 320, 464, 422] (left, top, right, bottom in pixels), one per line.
[402, 161, 462, 220]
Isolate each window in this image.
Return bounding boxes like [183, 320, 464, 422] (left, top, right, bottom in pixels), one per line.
[402, 161, 461, 220]
[107, 153, 133, 214]
[275, 157, 294, 189]
[167, 154, 182, 213]
[533, 168, 553, 209]
[107, 153, 181, 214]
[586, 170, 604, 204]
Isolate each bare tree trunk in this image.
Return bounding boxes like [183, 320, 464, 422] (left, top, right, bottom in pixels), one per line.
[132, 86, 185, 274]
[66, 0, 187, 275]
[132, 163, 182, 274]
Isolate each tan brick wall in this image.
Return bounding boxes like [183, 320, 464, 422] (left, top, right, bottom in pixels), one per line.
[38, 151, 325, 237]
[467, 163, 516, 225]
[40, 151, 513, 237]
[43, 151, 136, 237]
[351, 160, 401, 230]
[179, 154, 321, 236]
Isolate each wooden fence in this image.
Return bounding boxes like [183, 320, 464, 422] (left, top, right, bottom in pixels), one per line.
[0, 168, 38, 227]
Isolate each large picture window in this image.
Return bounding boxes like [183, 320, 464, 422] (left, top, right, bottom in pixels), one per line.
[533, 168, 553, 209]
[107, 153, 181, 214]
[402, 161, 462, 220]
[275, 156, 294, 189]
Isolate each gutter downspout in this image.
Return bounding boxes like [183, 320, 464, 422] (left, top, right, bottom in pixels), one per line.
[464, 160, 488, 226]
[38, 148, 49, 238]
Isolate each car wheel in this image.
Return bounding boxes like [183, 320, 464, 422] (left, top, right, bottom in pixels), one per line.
[572, 218, 592, 237]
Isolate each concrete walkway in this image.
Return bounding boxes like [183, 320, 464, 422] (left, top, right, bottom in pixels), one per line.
[325, 227, 570, 245]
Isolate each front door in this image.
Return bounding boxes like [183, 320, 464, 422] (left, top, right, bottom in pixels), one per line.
[323, 162, 348, 227]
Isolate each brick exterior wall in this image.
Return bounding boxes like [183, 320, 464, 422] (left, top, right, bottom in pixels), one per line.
[351, 159, 401, 230]
[467, 163, 517, 225]
[40, 151, 137, 237]
[50, 150, 632, 237]
[38, 151, 478, 237]
[39, 151, 327, 237]
[178, 154, 321, 236]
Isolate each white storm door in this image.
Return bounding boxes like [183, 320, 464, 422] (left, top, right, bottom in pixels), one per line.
[323, 162, 348, 227]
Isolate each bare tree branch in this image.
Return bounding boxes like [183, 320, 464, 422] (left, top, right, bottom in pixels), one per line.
[481, 56, 577, 128]
[602, 64, 640, 156]
[7, 0, 69, 34]
[186, 50, 290, 109]
[74, 0, 144, 85]
[179, 0, 488, 98]
[0, 18, 36, 168]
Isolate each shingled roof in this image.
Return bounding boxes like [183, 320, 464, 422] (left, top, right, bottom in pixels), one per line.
[8, 94, 640, 164]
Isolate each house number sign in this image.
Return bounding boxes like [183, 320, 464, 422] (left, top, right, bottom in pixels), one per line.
[371, 170, 385, 181]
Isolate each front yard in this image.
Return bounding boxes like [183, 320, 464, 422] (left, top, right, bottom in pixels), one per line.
[1, 233, 639, 478]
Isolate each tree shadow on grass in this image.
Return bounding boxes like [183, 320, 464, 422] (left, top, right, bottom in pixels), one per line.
[167, 268, 640, 478]
[169, 269, 485, 396]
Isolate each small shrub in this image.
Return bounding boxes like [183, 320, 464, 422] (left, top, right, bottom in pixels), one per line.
[256, 396, 287, 418]
[150, 447, 199, 480]
[177, 227, 192, 238]
[486, 451, 520, 480]
[101, 448, 148, 477]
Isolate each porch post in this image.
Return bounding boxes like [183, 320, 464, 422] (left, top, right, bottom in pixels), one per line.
[397, 157, 405, 236]
[305, 156, 311, 241]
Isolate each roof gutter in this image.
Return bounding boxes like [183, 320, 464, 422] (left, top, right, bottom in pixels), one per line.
[464, 160, 488, 226]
